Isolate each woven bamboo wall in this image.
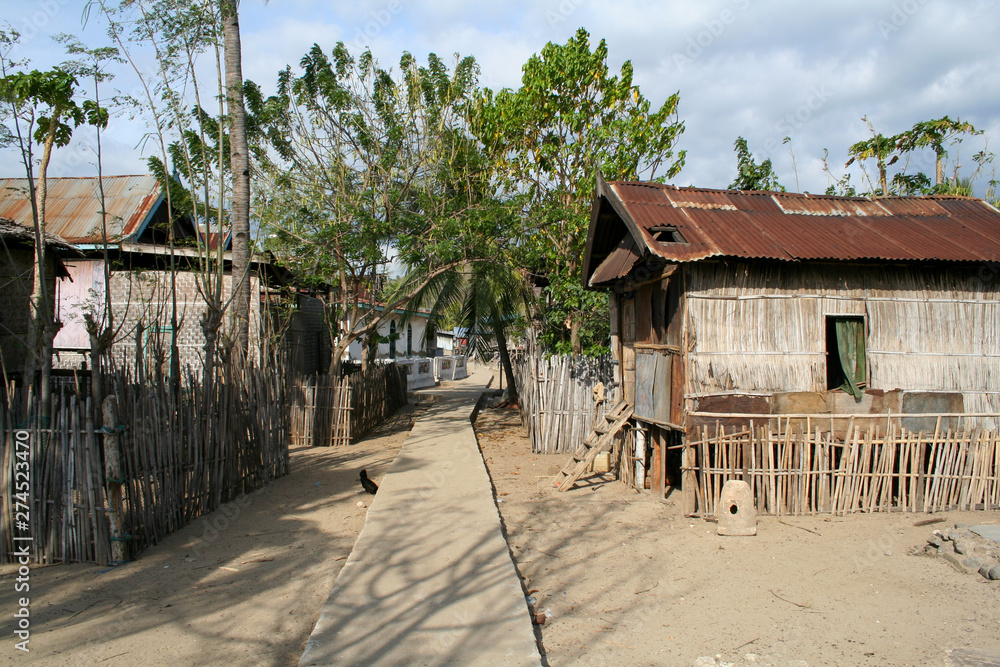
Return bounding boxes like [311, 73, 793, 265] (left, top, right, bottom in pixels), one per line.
[0, 360, 290, 565]
[289, 364, 408, 447]
[685, 262, 1000, 412]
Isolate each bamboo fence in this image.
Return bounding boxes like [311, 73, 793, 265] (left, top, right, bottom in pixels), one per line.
[349, 364, 408, 438]
[289, 363, 408, 447]
[290, 375, 352, 447]
[684, 413, 1000, 517]
[0, 359, 290, 565]
[511, 351, 619, 453]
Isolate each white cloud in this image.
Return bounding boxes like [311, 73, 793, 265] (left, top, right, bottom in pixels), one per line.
[2, 0, 996, 198]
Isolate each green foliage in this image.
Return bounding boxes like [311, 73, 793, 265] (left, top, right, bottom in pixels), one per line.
[895, 116, 979, 185]
[402, 260, 529, 359]
[0, 68, 86, 148]
[890, 172, 931, 196]
[538, 273, 609, 357]
[250, 42, 513, 363]
[844, 117, 900, 196]
[475, 28, 685, 355]
[844, 115, 985, 197]
[729, 136, 784, 192]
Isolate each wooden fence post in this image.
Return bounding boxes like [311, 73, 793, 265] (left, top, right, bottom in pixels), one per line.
[102, 396, 127, 565]
[682, 444, 696, 516]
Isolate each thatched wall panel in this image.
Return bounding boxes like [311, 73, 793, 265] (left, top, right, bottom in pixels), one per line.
[685, 261, 1000, 396]
[868, 300, 1000, 355]
[688, 353, 823, 393]
[869, 354, 1000, 392]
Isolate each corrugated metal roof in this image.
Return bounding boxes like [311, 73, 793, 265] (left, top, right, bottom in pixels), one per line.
[0, 175, 163, 244]
[590, 233, 641, 285]
[606, 181, 1000, 264]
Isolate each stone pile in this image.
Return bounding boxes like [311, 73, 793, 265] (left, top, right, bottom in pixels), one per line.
[921, 524, 1000, 581]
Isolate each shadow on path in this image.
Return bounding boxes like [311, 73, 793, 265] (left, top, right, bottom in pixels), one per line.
[299, 371, 541, 666]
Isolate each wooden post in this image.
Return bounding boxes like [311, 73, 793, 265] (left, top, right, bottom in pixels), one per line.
[682, 443, 696, 516]
[651, 427, 662, 494]
[102, 396, 127, 565]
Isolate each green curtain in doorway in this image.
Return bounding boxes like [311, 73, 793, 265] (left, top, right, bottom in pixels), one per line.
[835, 318, 866, 400]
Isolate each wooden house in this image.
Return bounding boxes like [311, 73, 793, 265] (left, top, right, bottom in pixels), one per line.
[578, 175, 1000, 517]
[0, 217, 73, 377]
[0, 176, 279, 376]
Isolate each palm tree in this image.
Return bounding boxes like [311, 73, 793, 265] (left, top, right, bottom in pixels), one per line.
[397, 260, 531, 402]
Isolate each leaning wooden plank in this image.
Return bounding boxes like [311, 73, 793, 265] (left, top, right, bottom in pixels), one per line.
[550, 398, 628, 486]
[555, 402, 633, 492]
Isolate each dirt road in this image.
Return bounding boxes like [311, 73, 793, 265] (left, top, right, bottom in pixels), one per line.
[0, 405, 422, 666]
[476, 403, 1000, 667]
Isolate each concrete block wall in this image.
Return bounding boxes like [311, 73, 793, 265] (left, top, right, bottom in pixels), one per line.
[53, 268, 265, 376]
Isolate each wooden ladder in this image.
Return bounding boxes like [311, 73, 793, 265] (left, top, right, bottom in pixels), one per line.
[552, 400, 633, 492]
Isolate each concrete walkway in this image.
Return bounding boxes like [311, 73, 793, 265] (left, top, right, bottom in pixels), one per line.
[299, 369, 542, 667]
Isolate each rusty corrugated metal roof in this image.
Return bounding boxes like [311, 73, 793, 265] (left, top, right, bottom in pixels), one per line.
[590, 233, 642, 285]
[0, 175, 163, 244]
[614, 181, 1000, 264]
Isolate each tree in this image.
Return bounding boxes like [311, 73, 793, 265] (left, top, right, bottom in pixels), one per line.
[57, 33, 123, 422]
[729, 136, 784, 192]
[845, 116, 900, 196]
[251, 44, 509, 375]
[0, 56, 92, 418]
[402, 258, 531, 402]
[220, 0, 251, 358]
[844, 115, 984, 197]
[97, 0, 245, 394]
[476, 28, 685, 355]
[896, 116, 978, 187]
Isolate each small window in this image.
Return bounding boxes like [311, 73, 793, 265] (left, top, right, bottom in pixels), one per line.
[389, 321, 397, 359]
[826, 316, 866, 399]
[407, 324, 413, 357]
[650, 225, 687, 244]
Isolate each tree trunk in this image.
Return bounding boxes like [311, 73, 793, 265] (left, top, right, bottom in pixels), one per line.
[570, 317, 581, 356]
[222, 0, 252, 358]
[27, 128, 57, 423]
[328, 341, 344, 379]
[88, 322, 106, 429]
[494, 320, 518, 403]
[201, 306, 223, 413]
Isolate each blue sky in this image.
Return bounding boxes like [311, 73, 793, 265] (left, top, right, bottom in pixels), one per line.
[4, 0, 999, 196]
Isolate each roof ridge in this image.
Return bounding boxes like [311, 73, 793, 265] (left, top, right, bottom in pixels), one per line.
[607, 179, 990, 204]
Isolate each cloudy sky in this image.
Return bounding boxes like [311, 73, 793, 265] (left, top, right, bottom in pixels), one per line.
[5, 0, 999, 196]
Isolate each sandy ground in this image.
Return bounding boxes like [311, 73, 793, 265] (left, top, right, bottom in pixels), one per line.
[5, 377, 1000, 667]
[0, 403, 425, 666]
[475, 402, 1000, 667]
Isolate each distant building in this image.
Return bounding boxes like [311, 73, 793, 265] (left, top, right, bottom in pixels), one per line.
[0, 176, 277, 376]
[0, 217, 72, 377]
[345, 305, 432, 361]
